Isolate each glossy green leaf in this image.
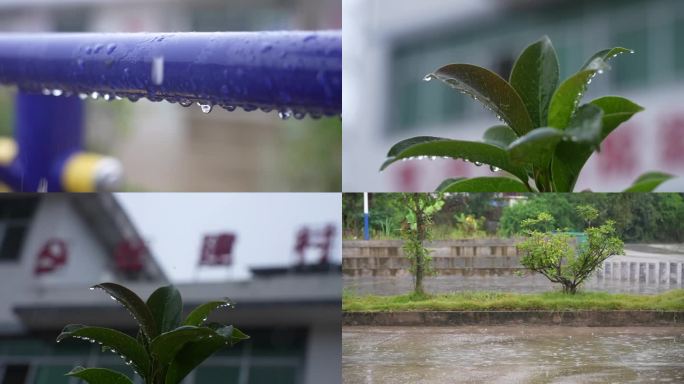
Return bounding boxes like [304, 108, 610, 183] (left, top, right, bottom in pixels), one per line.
[564, 104, 604, 146]
[147, 285, 182, 334]
[91, 283, 158, 341]
[436, 177, 529, 192]
[547, 58, 609, 129]
[509, 36, 560, 127]
[552, 97, 644, 191]
[590, 96, 644, 138]
[381, 136, 528, 181]
[165, 325, 249, 384]
[429, 64, 534, 135]
[182, 300, 232, 327]
[507, 127, 564, 167]
[165, 337, 226, 384]
[581, 47, 634, 71]
[57, 325, 149, 377]
[624, 172, 674, 192]
[66, 367, 134, 384]
[150, 326, 216, 367]
[482, 125, 518, 149]
[213, 324, 250, 346]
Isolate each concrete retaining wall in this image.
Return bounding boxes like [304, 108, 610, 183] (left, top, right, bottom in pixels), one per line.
[343, 239, 523, 277]
[343, 311, 683, 327]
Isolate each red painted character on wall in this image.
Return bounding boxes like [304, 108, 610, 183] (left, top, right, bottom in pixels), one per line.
[199, 233, 236, 266]
[115, 239, 147, 272]
[294, 224, 336, 265]
[34, 239, 68, 275]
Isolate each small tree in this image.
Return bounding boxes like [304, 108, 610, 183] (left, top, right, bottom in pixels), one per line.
[400, 193, 444, 295]
[518, 207, 624, 294]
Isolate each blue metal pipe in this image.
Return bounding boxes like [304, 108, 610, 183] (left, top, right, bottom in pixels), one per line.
[0, 31, 341, 116]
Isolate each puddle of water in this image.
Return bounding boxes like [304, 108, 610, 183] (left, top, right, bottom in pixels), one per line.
[343, 326, 684, 384]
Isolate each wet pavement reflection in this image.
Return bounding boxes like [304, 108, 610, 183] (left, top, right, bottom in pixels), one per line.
[342, 326, 684, 383]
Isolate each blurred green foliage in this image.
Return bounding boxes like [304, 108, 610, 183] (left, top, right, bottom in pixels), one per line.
[0, 88, 15, 136]
[279, 117, 341, 191]
[343, 193, 684, 242]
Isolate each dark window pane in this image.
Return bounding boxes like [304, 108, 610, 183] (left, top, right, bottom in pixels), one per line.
[32, 365, 72, 384]
[195, 366, 240, 384]
[0, 197, 38, 219]
[675, 18, 684, 73]
[2, 365, 28, 384]
[0, 226, 28, 261]
[248, 366, 297, 384]
[249, 329, 307, 357]
[612, 27, 648, 89]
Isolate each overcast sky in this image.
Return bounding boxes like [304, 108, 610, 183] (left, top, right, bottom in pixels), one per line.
[115, 193, 341, 283]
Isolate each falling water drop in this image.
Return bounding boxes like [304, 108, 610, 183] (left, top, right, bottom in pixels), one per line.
[278, 109, 292, 120]
[151, 56, 165, 85]
[197, 102, 213, 114]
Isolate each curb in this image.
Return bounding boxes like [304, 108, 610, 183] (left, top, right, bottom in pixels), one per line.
[343, 311, 683, 326]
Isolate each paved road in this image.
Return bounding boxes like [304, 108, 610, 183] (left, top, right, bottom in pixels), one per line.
[343, 326, 684, 384]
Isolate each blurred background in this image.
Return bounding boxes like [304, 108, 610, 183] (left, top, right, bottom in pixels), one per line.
[342, 192, 684, 295]
[0, 0, 341, 192]
[343, 0, 684, 192]
[0, 193, 341, 384]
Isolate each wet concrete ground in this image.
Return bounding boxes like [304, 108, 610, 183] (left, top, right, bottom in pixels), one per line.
[343, 326, 684, 384]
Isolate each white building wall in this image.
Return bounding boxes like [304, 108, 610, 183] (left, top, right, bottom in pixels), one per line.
[0, 196, 110, 331]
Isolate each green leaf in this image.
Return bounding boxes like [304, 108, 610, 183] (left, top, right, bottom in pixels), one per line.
[66, 367, 134, 384]
[150, 326, 216, 367]
[164, 338, 226, 384]
[624, 172, 674, 192]
[211, 324, 250, 346]
[57, 325, 149, 377]
[552, 96, 643, 191]
[182, 300, 232, 327]
[429, 64, 534, 135]
[436, 177, 529, 192]
[509, 36, 560, 127]
[91, 283, 158, 342]
[507, 127, 564, 167]
[581, 47, 634, 71]
[482, 125, 518, 149]
[547, 58, 609, 129]
[590, 96, 644, 138]
[147, 285, 183, 334]
[165, 325, 249, 384]
[564, 104, 604, 146]
[381, 136, 528, 181]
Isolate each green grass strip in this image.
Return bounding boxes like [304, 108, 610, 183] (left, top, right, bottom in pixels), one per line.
[343, 290, 684, 312]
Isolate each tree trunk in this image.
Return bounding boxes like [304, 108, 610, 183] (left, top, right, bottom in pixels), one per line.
[414, 193, 426, 296]
[563, 283, 578, 294]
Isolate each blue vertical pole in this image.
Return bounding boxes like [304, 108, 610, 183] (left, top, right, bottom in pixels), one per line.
[15, 92, 83, 191]
[363, 192, 370, 240]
